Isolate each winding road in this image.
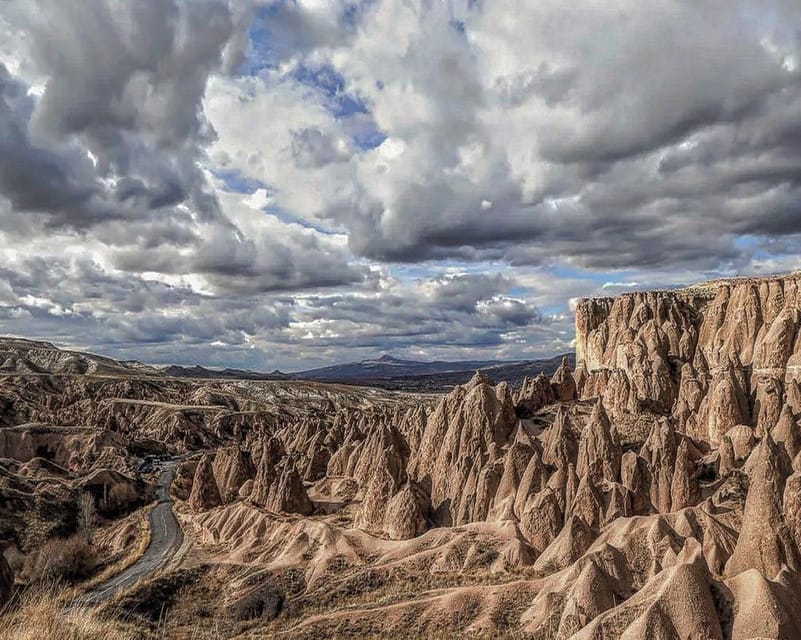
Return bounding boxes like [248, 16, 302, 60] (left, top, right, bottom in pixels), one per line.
[78, 460, 184, 606]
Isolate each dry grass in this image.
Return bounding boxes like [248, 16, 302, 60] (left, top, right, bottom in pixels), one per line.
[24, 534, 98, 585]
[245, 564, 537, 640]
[0, 584, 143, 640]
[278, 561, 542, 623]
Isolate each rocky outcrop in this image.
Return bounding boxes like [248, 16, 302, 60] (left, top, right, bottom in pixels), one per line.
[249, 438, 312, 515]
[542, 407, 578, 469]
[575, 273, 801, 445]
[212, 446, 255, 504]
[188, 454, 221, 512]
[576, 401, 620, 482]
[410, 372, 517, 526]
[250, 438, 285, 507]
[726, 434, 797, 578]
[264, 459, 313, 515]
[550, 356, 577, 402]
[516, 373, 555, 417]
[382, 483, 428, 540]
[638, 418, 700, 513]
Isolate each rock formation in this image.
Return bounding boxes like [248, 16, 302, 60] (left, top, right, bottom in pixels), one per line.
[575, 273, 801, 443]
[516, 373, 555, 417]
[248, 438, 313, 514]
[409, 371, 517, 526]
[8, 273, 801, 637]
[212, 445, 255, 504]
[188, 454, 221, 512]
[551, 356, 577, 402]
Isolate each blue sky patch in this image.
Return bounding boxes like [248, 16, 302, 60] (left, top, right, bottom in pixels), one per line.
[292, 63, 370, 118]
[352, 126, 387, 150]
[214, 169, 270, 194]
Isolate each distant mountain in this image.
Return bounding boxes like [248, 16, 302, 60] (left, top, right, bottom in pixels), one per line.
[291, 353, 576, 392]
[291, 354, 530, 380]
[0, 335, 573, 393]
[161, 364, 291, 381]
[162, 353, 575, 391]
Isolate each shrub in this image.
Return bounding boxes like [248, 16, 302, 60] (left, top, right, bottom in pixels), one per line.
[225, 582, 283, 621]
[25, 534, 97, 585]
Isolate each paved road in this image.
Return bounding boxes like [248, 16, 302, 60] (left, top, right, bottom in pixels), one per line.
[77, 461, 183, 606]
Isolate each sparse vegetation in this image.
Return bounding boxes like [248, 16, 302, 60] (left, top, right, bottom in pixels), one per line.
[78, 492, 97, 542]
[225, 581, 283, 621]
[24, 534, 98, 585]
[69, 505, 153, 597]
[0, 584, 140, 640]
[21, 496, 65, 553]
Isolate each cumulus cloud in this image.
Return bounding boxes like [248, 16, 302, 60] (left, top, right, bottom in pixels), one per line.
[232, 0, 801, 271]
[282, 271, 550, 359]
[0, 0, 367, 289]
[1, 1, 229, 228]
[0, 0, 799, 368]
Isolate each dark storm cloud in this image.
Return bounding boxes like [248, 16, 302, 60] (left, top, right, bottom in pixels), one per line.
[0, 64, 105, 223]
[427, 273, 519, 313]
[0, 0, 367, 294]
[0, 0, 232, 228]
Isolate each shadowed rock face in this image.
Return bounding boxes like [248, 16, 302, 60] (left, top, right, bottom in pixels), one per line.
[212, 446, 255, 504]
[188, 454, 221, 512]
[240, 438, 314, 515]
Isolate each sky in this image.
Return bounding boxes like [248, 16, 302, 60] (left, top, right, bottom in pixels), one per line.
[0, 0, 800, 371]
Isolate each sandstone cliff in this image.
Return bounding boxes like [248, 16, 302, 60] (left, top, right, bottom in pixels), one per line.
[576, 272, 801, 444]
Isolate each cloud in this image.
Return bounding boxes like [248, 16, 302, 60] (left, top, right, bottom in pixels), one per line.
[291, 127, 351, 168]
[1, 0, 800, 368]
[224, 0, 801, 272]
[0, 0, 368, 293]
[0, 238, 555, 369]
[0, 1, 232, 229]
[0, 63, 105, 225]
[282, 271, 548, 357]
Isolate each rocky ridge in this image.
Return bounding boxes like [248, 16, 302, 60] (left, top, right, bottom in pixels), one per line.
[576, 272, 801, 443]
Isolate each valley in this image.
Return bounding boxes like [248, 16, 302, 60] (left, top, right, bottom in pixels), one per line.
[2, 272, 801, 638]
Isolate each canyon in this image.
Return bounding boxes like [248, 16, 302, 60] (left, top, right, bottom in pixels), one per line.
[2, 273, 801, 638]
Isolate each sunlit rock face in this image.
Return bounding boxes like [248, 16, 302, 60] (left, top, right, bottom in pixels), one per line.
[576, 273, 801, 445]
